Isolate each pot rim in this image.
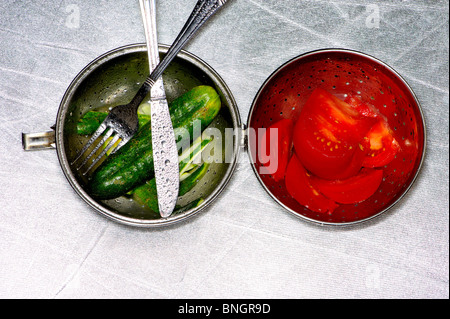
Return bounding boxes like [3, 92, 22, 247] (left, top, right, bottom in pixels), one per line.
[246, 48, 427, 227]
[55, 43, 242, 228]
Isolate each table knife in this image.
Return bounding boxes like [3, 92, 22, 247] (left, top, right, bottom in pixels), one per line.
[139, 0, 179, 218]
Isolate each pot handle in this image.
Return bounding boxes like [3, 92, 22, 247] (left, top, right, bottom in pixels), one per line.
[22, 125, 56, 151]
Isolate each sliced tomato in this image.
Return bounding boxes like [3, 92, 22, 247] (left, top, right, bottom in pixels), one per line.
[310, 168, 383, 204]
[336, 144, 366, 178]
[259, 119, 294, 181]
[362, 120, 400, 168]
[344, 95, 382, 119]
[285, 153, 338, 214]
[293, 88, 376, 180]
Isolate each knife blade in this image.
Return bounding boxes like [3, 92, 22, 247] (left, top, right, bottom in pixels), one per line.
[139, 0, 179, 218]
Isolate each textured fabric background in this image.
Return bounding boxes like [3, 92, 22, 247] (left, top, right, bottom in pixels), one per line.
[0, 0, 448, 298]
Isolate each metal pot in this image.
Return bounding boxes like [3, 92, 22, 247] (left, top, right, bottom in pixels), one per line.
[247, 48, 426, 226]
[23, 43, 242, 227]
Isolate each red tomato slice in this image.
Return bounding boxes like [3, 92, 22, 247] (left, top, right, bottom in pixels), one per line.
[259, 119, 294, 181]
[362, 120, 400, 168]
[285, 153, 338, 214]
[310, 168, 383, 204]
[293, 89, 376, 180]
[336, 144, 366, 178]
[344, 95, 382, 119]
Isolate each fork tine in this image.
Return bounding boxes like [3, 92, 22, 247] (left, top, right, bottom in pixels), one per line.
[76, 127, 114, 171]
[110, 137, 129, 155]
[82, 133, 122, 176]
[71, 123, 108, 165]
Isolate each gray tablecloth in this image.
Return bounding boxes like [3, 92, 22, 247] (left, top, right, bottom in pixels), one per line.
[0, 0, 448, 299]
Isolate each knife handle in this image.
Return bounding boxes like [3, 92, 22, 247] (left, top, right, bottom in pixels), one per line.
[139, 0, 160, 71]
[139, 0, 166, 100]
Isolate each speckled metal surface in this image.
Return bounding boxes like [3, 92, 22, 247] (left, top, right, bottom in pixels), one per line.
[0, 0, 448, 298]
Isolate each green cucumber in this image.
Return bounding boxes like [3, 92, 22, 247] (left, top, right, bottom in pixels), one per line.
[131, 135, 212, 213]
[179, 162, 210, 196]
[88, 85, 221, 199]
[179, 135, 212, 180]
[133, 162, 209, 213]
[132, 178, 159, 212]
[77, 111, 151, 135]
[173, 198, 204, 215]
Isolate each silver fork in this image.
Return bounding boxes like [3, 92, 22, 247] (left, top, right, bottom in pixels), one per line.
[72, 0, 230, 175]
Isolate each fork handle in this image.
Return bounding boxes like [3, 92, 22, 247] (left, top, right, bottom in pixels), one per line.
[129, 0, 229, 110]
